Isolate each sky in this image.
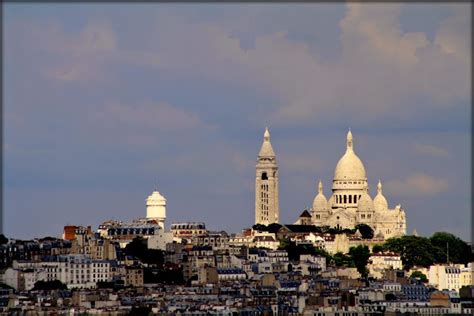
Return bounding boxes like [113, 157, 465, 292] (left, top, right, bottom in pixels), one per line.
[3, 3, 471, 241]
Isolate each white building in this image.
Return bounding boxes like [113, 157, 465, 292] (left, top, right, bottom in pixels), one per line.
[429, 264, 462, 291]
[255, 128, 279, 225]
[368, 252, 403, 279]
[10, 255, 113, 289]
[3, 267, 47, 291]
[311, 130, 407, 239]
[146, 190, 167, 230]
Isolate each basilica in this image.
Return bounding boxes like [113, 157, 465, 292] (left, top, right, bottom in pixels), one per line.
[254, 128, 407, 240]
[311, 130, 406, 239]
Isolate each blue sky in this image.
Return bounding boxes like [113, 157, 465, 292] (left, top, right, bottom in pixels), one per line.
[3, 3, 471, 240]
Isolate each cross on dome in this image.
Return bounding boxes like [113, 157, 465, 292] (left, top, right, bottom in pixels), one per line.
[347, 128, 353, 150]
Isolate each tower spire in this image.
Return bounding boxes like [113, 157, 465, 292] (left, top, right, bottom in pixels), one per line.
[258, 127, 275, 158]
[318, 180, 323, 194]
[264, 127, 270, 141]
[377, 180, 382, 194]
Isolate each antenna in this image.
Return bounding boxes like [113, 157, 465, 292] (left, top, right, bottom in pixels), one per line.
[447, 241, 449, 265]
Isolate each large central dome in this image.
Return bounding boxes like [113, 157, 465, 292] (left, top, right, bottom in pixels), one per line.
[334, 130, 366, 181]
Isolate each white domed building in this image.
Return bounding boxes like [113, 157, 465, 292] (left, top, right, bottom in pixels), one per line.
[311, 130, 406, 239]
[146, 190, 167, 230]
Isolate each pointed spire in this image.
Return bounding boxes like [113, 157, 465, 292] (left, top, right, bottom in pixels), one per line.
[412, 229, 419, 237]
[258, 127, 275, 158]
[377, 180, 382, 194]
[264, 127, 270, 141]
[318, 180, 323, 194]
[346, 128, 353, 151]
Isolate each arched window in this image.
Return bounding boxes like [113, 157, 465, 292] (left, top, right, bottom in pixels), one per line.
[344, 195, 347, 204]
[349, 195, 352, 203]
[261, 172, 268, 180]
[354, 195, 357, 203]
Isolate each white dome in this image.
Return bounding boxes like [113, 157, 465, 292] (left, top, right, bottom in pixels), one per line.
[373, 180, 388, 212]
[146, 191, 166, 206]
[312, 181, 328, 211]
[357, 191, 374, 213]
[334, 130, 366, 181]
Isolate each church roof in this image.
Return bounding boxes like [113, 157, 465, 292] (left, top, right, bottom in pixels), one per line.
[258, 127, 276, 157]
[334, 129, 366, 181]
[299, 210, 312, 218]
[279, 225, 320, 233]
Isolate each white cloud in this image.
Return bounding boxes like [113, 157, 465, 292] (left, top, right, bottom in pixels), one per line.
[385, 173, 449, 197]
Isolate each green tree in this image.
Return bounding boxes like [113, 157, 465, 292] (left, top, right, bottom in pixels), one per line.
[355, 224, 374, 239]
[332, 252, 353, 267]
[32, 280, 67, 291]
[124, 237, 164, 265]
[279, 237, 331, 262]
[410, 271, 428, 283]
[383, 236, 434, 270]
[0, 234, 8, 245]
[372, 244, 384, 253]
[429, 232, 472, 264]
[348, 245, 371, 278]
[252, 224, 268, 232]
[267, 223, 283, 234]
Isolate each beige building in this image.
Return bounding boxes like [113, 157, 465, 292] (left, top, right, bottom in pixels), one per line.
[459, 263, 473, 287]
[255, 128, 279, 225]
[429, 264, 462, 291]
[311, 130, 407, 239]
[124, 266, 144, 287]
[368, 252, 403, 279]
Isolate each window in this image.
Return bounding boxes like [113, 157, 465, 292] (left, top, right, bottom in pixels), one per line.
[261, 172, 268, 180]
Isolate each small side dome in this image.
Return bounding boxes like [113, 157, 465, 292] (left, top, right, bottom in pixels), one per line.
[312, 180, 328, 212]
[373, 180, 388, 212]
[357, 189, 374, 213]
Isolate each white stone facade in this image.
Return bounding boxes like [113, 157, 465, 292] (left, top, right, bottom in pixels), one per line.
[146, 190, 167, 229]
[255, 128, 279, 225]
[311, 130, 407, 239]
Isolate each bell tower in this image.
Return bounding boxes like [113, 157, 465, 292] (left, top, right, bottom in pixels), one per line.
[255, 128, 279, 225]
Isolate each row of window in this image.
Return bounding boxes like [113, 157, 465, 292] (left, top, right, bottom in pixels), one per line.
[336, 194, 361, 204]
[335, 181, 364, 185]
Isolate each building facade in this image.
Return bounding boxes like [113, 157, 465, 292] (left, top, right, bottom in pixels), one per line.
[255, 128, 279, 225]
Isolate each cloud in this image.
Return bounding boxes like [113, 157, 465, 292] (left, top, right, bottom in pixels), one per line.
[384, 173, 449, 197]
[7, 4, 468, 126]
[412, 143, 451, 158]
[93, 101, 205, 131]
